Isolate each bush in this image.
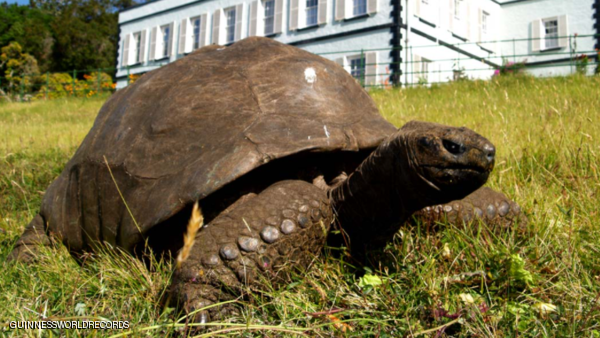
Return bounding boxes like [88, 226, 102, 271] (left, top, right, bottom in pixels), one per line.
[35, 72, 115, 99]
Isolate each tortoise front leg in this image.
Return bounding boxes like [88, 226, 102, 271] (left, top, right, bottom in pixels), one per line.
[170, 180, 332, 323]
[410, 187, 527, 231]
[7, 214, 53, 263]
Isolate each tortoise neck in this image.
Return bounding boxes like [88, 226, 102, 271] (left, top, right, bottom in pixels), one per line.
[329, 138, 429, 249]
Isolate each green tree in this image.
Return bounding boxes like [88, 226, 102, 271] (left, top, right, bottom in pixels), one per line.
[0, 41, 40, 99]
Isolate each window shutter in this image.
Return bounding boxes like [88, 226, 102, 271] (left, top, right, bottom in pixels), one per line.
[412, 54, 421, 83]
[318, 0, 327, 24]
[149, 27, 157, 60]
[531, 19, 541, 52]
[448, 0, 454, 31]
[212, 9, 221, 45]
[335, 0, 345, 21]
[235, 4, 244, 41]
[477, 8, 482, 42]
[466, 1, 471, 40]
[167, 22, 174, 57]
[415, 0, 421, 17]
[274, 0, 284, 33]
[123, 33, 131, 66]
[178, 19, 188, 54]
[335, 56, 349, 73]
[290, 0, 299, 30]
[365, 52, 377, 86]
[367, 0, 377, 15]
[558, 15, 568, 48]
[138, 30, 147, 63]
[200, 13, 208, 47]
[249, 1, 258, 36]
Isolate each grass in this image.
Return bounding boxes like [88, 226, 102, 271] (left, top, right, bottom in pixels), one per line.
[1, 75, 599, 337]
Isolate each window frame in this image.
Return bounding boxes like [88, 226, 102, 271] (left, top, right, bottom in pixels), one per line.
[305, 0, 318, 27]
[347, 54, 366, 83]
[453, 0, 461, 20]
[191, 16, 202, 51]
[132, 32, 141, 64]
[542, 17, 559, 50]
[160, 24, 171, 59]
[352, 0, 367, 17]
[224, 7, 237, 44]
[481, 11, 489, 35]
[264, 0, 276, 35]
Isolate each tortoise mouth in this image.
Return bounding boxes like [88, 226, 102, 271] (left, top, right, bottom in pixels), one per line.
[422, 164, 490, 174]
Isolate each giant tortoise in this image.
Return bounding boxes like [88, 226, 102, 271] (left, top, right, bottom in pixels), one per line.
[9, 37, 523, 321]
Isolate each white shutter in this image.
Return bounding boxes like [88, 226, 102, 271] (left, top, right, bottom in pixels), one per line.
[415, 0, 421, 17]
[532, 19, 541, 52]
[149, 27, 157, 60]
[335, 57, 349, 73]
[365, 52, 377, 86]
[122, 34, 131, 66]
[212, 9, 221, 45]
[290, 0, 299, 30]
[200, 13, 208, 47]
[367, 0, 377, 15]
[466, 1, 471, 40]
[318, 0, 327, 24]
[235, 4, 244, 42]
[167, 22, 174, 57]
[178, 18, 188, 54]
[249, 1, 258, 36]
[477, 8, 482, 42]
[138, 30, 147, 63]
[448, 0, 454, 32]
[412, 54, 421, 83]
[274, 0, 284, 33]
[335, 0, 345, 21]
[558, 15, 568, 48]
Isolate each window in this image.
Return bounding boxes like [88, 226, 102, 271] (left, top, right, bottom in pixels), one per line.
[454, 0, 461, 19]
[225, 7, 236, 44]
[418, 58, 430, 83]
[161, 24, 170, 58]
[132, 32, 141, 64]
[481, 11, 489, 34]
[264, 0, 275, 35]
[543, 18, 558, 49]
[191, 17, 201, 50]
[306, 0, 318, 26]
[353, 0, 367, 16]
[348, 56, 365, 81]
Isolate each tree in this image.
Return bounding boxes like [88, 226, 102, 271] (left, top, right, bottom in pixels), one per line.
[0, 41, 40, 99]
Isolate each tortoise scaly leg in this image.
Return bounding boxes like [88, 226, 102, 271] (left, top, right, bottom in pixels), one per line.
[7, 214, 53, 263]
[170, 180, 333, 323]
[410, 187, 527, 231]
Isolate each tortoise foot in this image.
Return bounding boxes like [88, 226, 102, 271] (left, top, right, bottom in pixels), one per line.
[170, 180, 333, 321]
[411, 187, 527, 232]
[7, 214, 52, 263]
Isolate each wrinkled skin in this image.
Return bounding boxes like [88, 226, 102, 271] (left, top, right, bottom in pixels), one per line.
[170, 121, 497, 322]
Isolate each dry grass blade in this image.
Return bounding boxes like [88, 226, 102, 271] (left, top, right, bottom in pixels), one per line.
[176, 201, 203, 269]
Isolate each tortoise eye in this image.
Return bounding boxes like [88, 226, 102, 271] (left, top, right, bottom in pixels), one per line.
[442, 139, 466, 155]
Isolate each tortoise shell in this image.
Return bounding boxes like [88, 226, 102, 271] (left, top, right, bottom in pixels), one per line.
[40, 37, 397, 252]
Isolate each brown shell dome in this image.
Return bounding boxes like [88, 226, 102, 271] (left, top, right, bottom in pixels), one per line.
[40, 37, 397, 252]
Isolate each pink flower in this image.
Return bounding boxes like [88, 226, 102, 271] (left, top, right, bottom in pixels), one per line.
[494, 69, 500, 75]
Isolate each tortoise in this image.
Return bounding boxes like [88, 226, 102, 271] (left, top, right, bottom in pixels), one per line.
[8, 37, 523, 321]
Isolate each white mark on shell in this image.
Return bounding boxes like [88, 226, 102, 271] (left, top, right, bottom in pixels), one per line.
[304, 67, 317, 84]
[323, 125, 330, 138]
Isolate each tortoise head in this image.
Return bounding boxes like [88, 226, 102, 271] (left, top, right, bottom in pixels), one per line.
[396, 121, 495, 203]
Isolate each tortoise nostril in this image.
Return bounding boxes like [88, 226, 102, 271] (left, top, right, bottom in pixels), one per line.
[442, 139, 466, 155]
[484, 144, 496, 162]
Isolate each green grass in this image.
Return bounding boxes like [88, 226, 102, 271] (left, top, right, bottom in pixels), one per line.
[1, 76, 599, 337]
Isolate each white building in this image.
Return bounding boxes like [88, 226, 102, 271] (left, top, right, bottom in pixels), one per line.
[115, 0, 599, 88]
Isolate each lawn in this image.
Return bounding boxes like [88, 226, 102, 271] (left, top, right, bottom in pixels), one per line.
[1, 75, 599, 337]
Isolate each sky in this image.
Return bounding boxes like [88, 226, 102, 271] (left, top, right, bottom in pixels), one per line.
[2, 0, 30, 5]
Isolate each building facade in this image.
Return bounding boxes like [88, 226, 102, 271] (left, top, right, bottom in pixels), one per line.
[115, 0, 599, 89]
